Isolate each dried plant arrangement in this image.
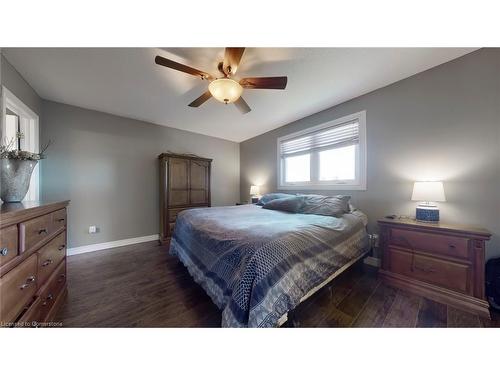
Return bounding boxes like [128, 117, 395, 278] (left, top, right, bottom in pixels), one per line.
[0, 134, 51, 161]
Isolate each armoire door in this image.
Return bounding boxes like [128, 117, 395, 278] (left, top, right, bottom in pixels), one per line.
[189, 159, 210, 205]
[168, 157, 190, 206]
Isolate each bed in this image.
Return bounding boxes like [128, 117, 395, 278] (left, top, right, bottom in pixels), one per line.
[169, 203, 369, 327]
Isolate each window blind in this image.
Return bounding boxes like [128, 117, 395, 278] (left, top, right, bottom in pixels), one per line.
[280, 120, 359, 156]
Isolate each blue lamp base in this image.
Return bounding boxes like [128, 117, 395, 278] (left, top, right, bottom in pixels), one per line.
[416, 205, 440, 222]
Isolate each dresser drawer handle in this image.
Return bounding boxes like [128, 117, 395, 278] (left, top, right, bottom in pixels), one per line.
[58, 245, 66, 251]
[58, 274, 66, 282]
[0, 247, 8, 256]
[42, 259, 53, 267]
[38, 228, 48, 235]
[19, 275, 36, 289]
[42, 293, 54, 306]
[57, 218, 65, 223]
[448, 244, 456, 249]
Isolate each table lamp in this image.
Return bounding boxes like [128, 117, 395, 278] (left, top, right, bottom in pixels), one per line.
[250, 185, 260, 204]
[411, 181, 446, 222]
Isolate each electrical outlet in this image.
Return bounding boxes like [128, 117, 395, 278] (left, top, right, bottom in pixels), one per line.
[88, 225, 97, 234]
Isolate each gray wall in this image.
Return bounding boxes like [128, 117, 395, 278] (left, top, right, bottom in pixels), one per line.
[41, 100, 240, 248]
[240, 48, 500, 260]
[1, 54, 42, 116]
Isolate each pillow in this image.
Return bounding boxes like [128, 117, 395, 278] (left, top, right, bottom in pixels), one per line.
[256, 193, 295, 206]
[299, 194, 351, 217]
[262, 196, 305, 213]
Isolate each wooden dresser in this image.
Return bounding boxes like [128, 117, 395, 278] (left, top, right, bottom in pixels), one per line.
[0, 201, 69, 327]
[159, 153, 212, 244]
[378, 218, 491, 318]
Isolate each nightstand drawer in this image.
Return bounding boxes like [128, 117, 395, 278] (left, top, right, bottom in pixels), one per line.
[388, 247, 471, 294]
[389, 228, 469, 259]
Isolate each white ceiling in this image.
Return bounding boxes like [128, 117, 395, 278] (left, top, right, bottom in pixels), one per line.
[3, 48, 476, 142]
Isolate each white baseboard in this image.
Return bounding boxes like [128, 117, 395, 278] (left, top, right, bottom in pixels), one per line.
[68, 234, 159, 256]
[363, 256, 381, 268]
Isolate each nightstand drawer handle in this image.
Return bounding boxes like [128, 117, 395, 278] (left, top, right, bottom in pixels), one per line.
[42, 259, 53, 267]
[414, 264, 436, 273]
[393, 236, 413, 247]
[0, 247, 8, 256]
[38, 228, 48, 235]
[58, 245, 66, 251]
[57, 218, 65, 222]
[448, 244, 456, 249]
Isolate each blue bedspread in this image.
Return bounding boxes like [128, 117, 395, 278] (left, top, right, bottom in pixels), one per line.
[169, 204, 369, 327]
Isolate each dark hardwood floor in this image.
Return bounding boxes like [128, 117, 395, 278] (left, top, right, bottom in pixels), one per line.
[56, 241, 500, 328]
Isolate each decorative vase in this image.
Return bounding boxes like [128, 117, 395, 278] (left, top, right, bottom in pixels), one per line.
[0, 158, 38, 202]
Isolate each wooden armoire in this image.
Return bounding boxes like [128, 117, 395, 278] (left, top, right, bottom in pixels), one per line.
[159, 153, 212, 244]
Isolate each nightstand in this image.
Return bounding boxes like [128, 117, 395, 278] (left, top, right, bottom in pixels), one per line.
[378, 218, 491, 319]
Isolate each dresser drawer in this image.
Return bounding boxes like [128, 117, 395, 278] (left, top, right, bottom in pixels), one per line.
[17, 296, 43, 327]
[388, 247, 471, 294]
[168, 208, 184, 223]
[168, 206, 207, 223]
[0, 225, 18, 267]
[38, 260, 66, 322]
[37, 231, 66, 286]
[51, 209, 67, 233]
[169, 223, 176, 234]
[20, 213, 53, 253]
[0, 254, 38, 323]
[389, 228, 469, 259]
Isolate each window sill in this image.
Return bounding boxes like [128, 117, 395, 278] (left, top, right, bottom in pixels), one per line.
[278, 183, 366, 191]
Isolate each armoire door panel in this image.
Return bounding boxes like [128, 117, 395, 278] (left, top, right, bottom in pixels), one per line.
[190, 160, 208, 190]
[189, 160, 209, 205]
[169, 158, 189, 190]
[190, 189, 208, 205]
[169, 190, 189, 206]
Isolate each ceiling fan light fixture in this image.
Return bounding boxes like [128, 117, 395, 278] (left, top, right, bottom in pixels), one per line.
[208, 78, 243, 104]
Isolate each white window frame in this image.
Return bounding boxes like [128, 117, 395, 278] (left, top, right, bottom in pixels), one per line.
[277, 110, 367, 191]
[1, 86, 40, 201]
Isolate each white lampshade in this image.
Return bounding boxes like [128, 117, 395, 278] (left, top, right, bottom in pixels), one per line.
[249, 185, 260, 196]
[411, 181, 446, 202]
[208, 78, 243, 104]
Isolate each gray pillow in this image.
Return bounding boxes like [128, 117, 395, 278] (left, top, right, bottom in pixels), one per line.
[256, 193, 295, 206]
[262, 196, 304, 213]
[299, 194, 351, 217]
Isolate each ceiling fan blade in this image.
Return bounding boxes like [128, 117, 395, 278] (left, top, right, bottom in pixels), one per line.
[223, 48, 245, 75]
[188, 91, 212, 107]
[234, 96, 251, 114]
[155, 55, 213, 80]
[239, 76, 288, 90]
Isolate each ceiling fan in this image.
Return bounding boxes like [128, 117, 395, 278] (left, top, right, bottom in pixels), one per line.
[155, 48, 288, 114]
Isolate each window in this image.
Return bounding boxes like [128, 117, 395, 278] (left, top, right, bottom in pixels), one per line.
[1, 86, 40, 201]
[277, 111, 366, 190]
[285, 153, 310, 182]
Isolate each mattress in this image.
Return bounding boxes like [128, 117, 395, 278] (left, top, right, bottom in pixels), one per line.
[169, 204, 369, 327]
